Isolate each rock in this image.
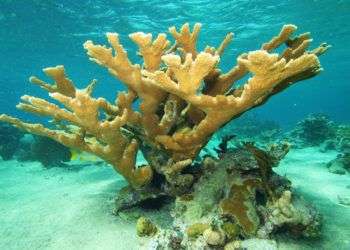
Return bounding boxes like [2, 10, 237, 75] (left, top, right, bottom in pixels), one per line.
[327, 155, 349, 175]
[203, 228, 225, 246]
[328, 163, 346, 175]
[136, 217, 158, 237]
[114, 185, 170, 214]
[338, 195, 350, 206]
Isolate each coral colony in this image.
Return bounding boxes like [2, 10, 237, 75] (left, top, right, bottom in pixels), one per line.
[0, 23, 329, 247]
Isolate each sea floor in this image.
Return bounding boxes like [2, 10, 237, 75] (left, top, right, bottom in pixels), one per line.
[0, 147, 349, 250]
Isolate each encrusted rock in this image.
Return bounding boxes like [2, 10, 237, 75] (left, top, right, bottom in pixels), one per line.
[258, 191, 321, 238]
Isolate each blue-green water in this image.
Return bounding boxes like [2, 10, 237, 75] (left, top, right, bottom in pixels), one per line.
[0, 1, 350, 249]
[0, 0, 349, 126]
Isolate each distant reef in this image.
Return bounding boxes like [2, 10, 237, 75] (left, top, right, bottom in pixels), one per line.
[0, 123, 71, 167]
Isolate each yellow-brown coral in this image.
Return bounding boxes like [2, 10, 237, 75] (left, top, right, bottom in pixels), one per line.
[0, 23, 328, 189]
[220, 178, 262, 236]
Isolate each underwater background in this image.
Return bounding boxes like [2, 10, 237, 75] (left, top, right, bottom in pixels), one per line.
[0, 0, 350, 250]
[0, 0, 349, 126]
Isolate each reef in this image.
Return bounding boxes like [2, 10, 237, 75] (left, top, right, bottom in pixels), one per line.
[325, 124, 350, 175]
[334, 125, 350, 153]
[0, 122, 71, 167]
[17, 135, 71, 167]
[218, 114, 282, 145]
[288, 114, 336, 147]
[0, 23, 329, 247]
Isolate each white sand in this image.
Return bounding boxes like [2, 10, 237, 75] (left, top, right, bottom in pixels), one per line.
[0, 147, 349, 249]
[0, 160, 138, 250]
[275, 147, 350, 249]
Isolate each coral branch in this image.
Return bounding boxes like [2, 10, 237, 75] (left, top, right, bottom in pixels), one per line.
[129, 32, 170, 71]
[1, 68, 152, 187]
[30, 65, 76, 97]
[169, 23, 202, 57]
[143, 52, 219, 98]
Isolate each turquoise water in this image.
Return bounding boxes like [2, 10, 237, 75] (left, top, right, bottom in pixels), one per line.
[0, 0, 349, 125]
[0, 1, 350, 249]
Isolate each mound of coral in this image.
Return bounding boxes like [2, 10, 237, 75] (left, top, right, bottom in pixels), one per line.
[288, 114, 335, 147]
[137, 143, 321, 249]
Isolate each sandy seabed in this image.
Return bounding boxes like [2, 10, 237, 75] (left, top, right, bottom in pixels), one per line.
[0, 147, 349, 250]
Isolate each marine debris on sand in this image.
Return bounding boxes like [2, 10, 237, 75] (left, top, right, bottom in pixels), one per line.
[0, 22, 331, 248]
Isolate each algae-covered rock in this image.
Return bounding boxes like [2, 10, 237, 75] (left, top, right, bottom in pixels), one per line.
[136, 217, 158, 237]
[186, 223, 210, 238]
